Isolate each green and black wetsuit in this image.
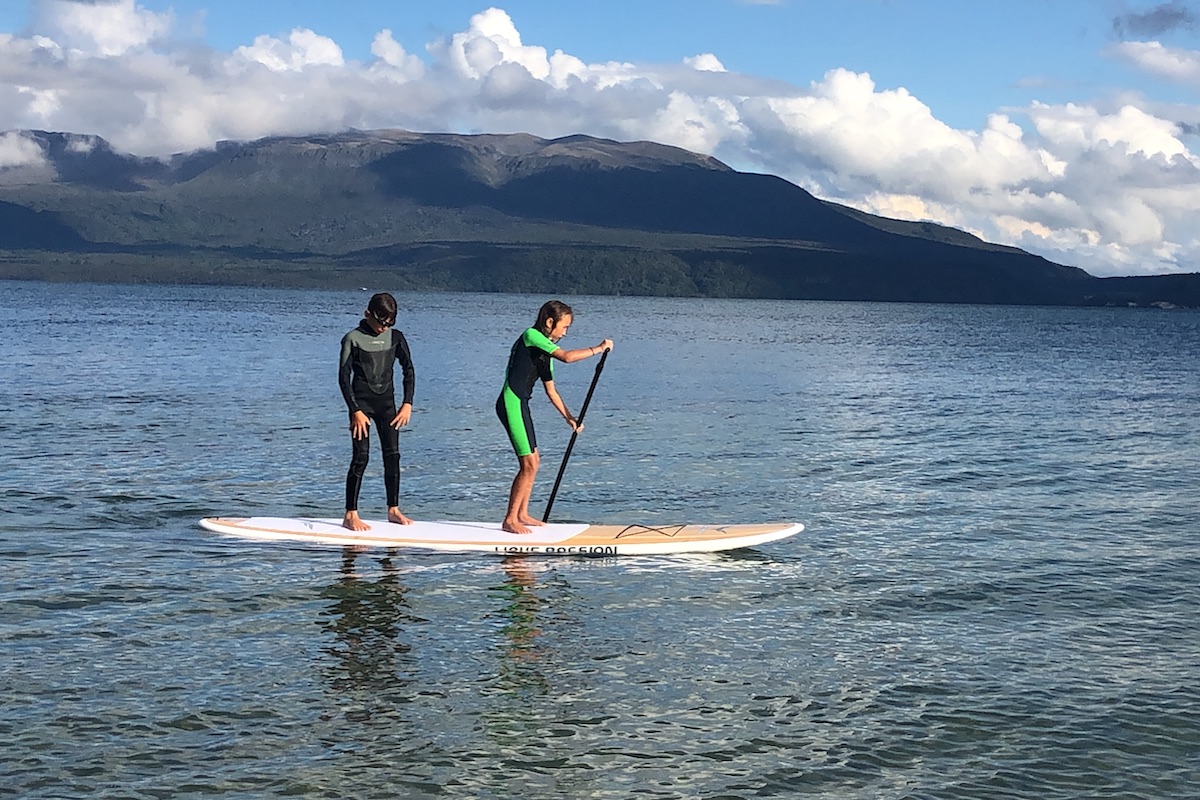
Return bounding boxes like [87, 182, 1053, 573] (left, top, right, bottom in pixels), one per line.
[496, 327, 559, 457]
[339, 321, 415, 511]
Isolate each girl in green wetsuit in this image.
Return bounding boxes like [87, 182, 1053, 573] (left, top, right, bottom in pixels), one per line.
[496, 300, 612, 534]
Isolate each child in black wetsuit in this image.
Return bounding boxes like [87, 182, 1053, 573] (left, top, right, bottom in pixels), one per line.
[338, 292, 415, 531]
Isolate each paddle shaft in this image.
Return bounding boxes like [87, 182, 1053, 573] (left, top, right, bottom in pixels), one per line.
[543, 349, 609, 522]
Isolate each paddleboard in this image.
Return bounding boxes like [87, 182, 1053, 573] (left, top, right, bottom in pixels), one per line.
[198, 517, 802, 556]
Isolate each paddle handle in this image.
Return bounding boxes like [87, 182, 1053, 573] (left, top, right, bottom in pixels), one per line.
[543, 349, 609, 522]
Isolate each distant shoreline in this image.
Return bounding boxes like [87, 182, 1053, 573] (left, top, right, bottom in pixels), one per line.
[3, 253, 1197, 309]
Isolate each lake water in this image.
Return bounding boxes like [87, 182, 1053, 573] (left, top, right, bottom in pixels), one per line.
[2, 280, 1198, 798]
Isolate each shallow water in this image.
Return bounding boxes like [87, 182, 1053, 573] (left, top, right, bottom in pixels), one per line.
[2, 282, 1198, 798]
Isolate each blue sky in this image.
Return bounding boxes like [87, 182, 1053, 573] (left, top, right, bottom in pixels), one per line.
[3, 0, 1200, 277]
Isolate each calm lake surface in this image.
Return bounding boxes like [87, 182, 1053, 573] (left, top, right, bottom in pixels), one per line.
[2, 281, 1198, 798]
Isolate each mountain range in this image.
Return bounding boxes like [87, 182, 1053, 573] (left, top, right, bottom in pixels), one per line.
[1, 128, 1197, 307]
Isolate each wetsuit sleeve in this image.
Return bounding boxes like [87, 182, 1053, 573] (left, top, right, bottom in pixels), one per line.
[394, 330, 415, 407]
[538, 354, 555, 384]
[338, 332, 361, 413]
[522, 328, 559, 354]
[521, 328, 558, 384]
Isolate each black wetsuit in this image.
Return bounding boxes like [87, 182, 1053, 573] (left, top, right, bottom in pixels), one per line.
[339, 321, 415, 511]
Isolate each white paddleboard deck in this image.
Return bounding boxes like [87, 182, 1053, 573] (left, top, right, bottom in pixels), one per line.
[199, 517, 802, 556]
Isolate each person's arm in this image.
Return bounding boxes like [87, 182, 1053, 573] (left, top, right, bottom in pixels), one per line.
[543, 379, 580, 432]
[392, 331, 415, 428]
[339, 334, 362, 413]
[550, 338, 613, 363]
[394, 331, 416, 407]
[339, 334, 371, 439]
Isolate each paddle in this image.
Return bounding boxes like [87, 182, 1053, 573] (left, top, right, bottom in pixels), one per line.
[543, 348, 609, 522]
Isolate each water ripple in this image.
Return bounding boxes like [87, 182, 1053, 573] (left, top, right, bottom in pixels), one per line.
[3, 287, 1200, 798]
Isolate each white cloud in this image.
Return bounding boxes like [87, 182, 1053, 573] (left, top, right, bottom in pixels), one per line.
[31, 0, 172, 57]
[1, 4, 1200, 276]
[0, 131, 48, 167]
[64, 132, 99, 152]
[232, 28, 344, 72]
[17, 85, 63, 119]
[370, 29, 424, 79]
[684, 53, 725, 72]
[1028, 101, 1192, 159]
[1108, 40, 1200, 85]
[438, 7, 551, 80]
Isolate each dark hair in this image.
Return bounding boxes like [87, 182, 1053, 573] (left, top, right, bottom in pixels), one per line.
[367, 292, 397, 325]
[535, 300, 573, 332]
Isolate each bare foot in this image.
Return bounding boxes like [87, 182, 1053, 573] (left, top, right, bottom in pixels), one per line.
[502, 517, 531, 534]
[518, 515, 546, 527]
[387, 508, 413, 525]
[342, 511, 370, 531]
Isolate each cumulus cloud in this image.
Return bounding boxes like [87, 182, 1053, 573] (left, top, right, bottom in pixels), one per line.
[232, 28, 345, 72]
[684, 53, 726, 72]
[370, 29, 424, 78]
[437, 7, 550, 80]
[30, 0, 172, 56]
[1, 2, 1200, 276]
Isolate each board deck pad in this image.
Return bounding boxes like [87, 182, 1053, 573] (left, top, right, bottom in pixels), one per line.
[198, 517, 802, 556]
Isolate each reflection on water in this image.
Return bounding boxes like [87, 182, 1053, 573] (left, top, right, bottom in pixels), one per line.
[490, 557, 549, 696]
[318, 548, 424, 708]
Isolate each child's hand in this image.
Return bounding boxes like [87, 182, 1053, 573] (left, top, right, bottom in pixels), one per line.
[391, 403, 412, 429]
[350, 410, 371, 439]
